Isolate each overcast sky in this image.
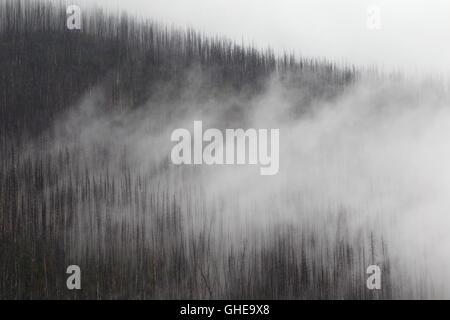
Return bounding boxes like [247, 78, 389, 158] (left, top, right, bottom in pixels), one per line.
[75, 0, 450, 76]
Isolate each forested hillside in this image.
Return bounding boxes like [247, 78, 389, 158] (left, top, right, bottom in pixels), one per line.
[3, 0, 438, 300]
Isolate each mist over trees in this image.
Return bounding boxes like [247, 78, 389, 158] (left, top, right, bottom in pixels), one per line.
[2, 0, 447, 299]
[0, 0, 358, 141]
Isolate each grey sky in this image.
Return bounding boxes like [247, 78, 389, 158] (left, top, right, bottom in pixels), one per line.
[76, 0, 450, 76]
